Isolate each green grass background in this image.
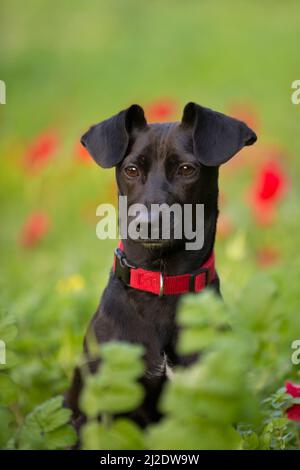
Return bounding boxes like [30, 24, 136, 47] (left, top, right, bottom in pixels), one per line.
[0, 0, 300, 412]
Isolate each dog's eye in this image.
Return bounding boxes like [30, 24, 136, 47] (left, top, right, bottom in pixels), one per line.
[177, 164, 196, 177]
[124, 165, 139, 178]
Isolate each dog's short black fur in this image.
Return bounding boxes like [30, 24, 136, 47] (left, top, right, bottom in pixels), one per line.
[67, 102, 257, 430]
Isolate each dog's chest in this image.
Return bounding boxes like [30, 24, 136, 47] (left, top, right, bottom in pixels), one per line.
[131, 294, 179, 377]
[146, 352, 174, 380]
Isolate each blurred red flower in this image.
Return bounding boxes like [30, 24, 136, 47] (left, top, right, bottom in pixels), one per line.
[249, 160, 288, 225]
[24, 131, 58, 171]
[285, 381, 300, 421]
[75, 141, 92, 163]
[256, 164, 285, 202]
[145, 98, 177, 122]
[256, 247, 280, 267]
[20, 212, 50, 247]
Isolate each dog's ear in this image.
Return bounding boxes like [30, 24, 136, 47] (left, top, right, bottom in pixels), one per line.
[181, 102, 257, 166]
[80, 104, 147, 168]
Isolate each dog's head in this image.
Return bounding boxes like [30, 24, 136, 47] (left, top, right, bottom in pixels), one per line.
[81, 103, 257, 248]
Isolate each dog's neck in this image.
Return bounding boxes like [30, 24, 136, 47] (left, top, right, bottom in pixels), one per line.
[120, 201, 219, 276]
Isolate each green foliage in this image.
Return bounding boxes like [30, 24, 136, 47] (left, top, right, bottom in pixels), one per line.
[75, 273, 299, 450]
[80, 342, 144, 417]
[238, 387, 299, 450]
[0, 407, 16, 448]
[2, 265, 300, 450]
[1, 0, 300, 452]
[82, 419, 145, 450]
[79, 342, 146, 449]
[9, 396, 76, 450]
[147, 417, 241, 451]
[146, 292, 257, 450]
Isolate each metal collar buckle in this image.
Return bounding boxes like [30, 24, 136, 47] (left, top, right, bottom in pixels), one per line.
[159, 272, 164, 298]
[159, 258, 165, 298]
[114, 248, 135, 285]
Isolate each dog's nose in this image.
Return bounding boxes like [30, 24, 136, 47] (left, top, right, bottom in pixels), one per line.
[143, 206, 172, 240]
[127, 205, 163, 240]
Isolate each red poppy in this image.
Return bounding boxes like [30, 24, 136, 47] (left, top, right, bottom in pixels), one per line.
[248, 160, 288, 225]
[256, 247, 280, 267]
[20, 212, 50, 247]
[24, 131, 58, 171]
[285, 381, 300, 421]
[256, 163, 285, 202]
[145, 98, 177, 122]
[75, 141, 92, 163]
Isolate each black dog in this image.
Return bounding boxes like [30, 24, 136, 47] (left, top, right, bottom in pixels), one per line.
[67, 102, 257, 430]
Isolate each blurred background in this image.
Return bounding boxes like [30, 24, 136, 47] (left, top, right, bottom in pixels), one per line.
[0, 0, 300, 411]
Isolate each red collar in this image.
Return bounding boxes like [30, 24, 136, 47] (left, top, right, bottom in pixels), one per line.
[113, 241, 216, 297]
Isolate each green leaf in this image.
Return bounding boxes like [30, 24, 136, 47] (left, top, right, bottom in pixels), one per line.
[80, 375, 144, 417]
[178, 326, 219, 354]
[147, 417, 241, 450]
[44, 425, 77, 450]
[82, 419, 145, 450]
[16, 395, 76, 450]
[79, 341, 145, 417]
[241, 431, 259, 450]
[178, 291, 228, 329]
[99, 342, 145, 381]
